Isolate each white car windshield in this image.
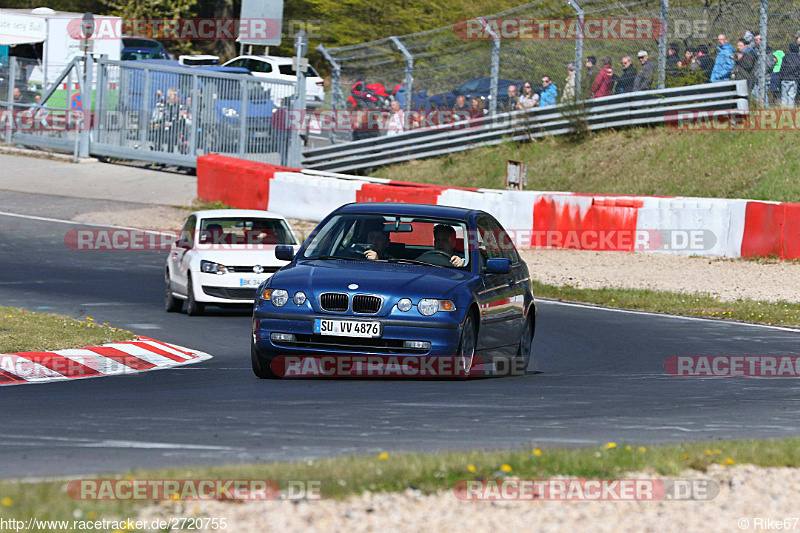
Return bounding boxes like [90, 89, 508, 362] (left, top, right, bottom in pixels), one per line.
[301, 214, 469, 268]
[197, 217, 296, 245]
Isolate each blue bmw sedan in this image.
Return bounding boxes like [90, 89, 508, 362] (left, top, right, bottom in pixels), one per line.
[251, 203, 536, 378]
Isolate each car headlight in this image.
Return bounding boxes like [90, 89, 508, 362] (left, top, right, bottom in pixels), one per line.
[200, 260, 228, 274]
[270, 289, 289, 307]
[397, 298, 412, 312]
[418, 299, 456, 316]
[293, 291, 307, 305]
[222, 106, 239, 118]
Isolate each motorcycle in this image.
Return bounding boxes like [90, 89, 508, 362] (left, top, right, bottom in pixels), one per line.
[347, 80, 393, 110]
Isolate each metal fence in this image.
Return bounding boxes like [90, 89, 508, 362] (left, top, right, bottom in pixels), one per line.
[303, 80, 749, 173]
[2, 56, 300, 168]
[320, 0, 800, 126]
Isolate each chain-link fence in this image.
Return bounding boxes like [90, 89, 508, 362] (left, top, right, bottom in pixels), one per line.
[320, 0, 799, 127]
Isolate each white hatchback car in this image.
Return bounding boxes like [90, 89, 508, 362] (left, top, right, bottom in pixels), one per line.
[222, 55, 326, 108]
[165, 209, 299, 315]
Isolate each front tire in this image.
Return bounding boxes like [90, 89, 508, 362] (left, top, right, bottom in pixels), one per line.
[251, 342, 278, 379]
[186, 274, 205, 316]
[515, 316, 535, 375]
[164, 269, 182, 313]
[456, 312, 477, 377]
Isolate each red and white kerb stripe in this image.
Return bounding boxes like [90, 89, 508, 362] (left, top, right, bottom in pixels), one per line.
[0, 337, 211, 386]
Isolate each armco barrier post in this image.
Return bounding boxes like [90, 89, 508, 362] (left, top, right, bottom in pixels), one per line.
[479, 18, 500, 116]
[5, 57, 15, 146]
[391, 37, 414, 129]
[79, 54, 93, 158]
[289, 31, 308, 168]
[658, 0, 668, 90]
[566, 0, 583, 103]
[317, 44, 342, 145]
[758, 0, 768, 107]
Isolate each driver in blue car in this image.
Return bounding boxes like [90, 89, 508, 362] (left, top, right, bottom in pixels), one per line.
[433, 224, 465, 267]
[364, 229, 394, 260]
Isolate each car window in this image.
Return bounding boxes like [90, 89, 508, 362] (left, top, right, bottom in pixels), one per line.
[247, 59, 273, 73]
[476, 216, 519, 265]
[226, 58, 247, 68]
[181, 215, 196, 247]
[301, 214, 469, 268]
[198, 217, 296, 245]
[459, 79, 481, 93]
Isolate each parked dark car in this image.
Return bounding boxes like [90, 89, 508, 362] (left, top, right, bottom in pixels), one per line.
[121, 37, 172, 60]
[428, 77, 520, 110]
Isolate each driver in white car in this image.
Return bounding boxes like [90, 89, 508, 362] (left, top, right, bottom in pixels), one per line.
[433, 224, 464, 267]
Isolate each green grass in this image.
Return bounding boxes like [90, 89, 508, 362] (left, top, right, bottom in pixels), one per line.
[0, 306, 135, 353]
[532, 281, 800, 327]
[372, 128, 800, 203]
[1, 438, 800, 530]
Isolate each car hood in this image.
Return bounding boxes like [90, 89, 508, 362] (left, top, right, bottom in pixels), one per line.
[272, 259, 474, 298]
[187, 246, 296, 269]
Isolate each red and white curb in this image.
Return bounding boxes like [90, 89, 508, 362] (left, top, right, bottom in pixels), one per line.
[0, 337, 211, 386]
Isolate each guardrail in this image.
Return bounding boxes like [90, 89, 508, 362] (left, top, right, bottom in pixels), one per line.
[302, 81, 749, 174]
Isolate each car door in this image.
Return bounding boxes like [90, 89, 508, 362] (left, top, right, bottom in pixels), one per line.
[474, 215, 525, 352]
[171, 215, 196, 295]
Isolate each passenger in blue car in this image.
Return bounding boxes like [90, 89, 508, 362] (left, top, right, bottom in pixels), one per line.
[433, 224, 464, 267]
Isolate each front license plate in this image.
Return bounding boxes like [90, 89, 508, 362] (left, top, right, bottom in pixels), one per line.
[239, 278, 261, 287]
[314, 319, 381, 338]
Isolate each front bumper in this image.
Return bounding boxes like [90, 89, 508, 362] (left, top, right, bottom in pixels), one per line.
[195, 271, 272, 303]
[253, 311, 461, 357]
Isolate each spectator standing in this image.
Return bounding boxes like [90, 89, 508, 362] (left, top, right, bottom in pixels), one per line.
[539, 76, 557, 106]
[561, 63, 576, 103]
[770, 49, 786, 105]
[499, 84, 519, 113]
[711, 34, 736, 82]
[733, 38, 757, 91]
[780, 35, 800, 108]
[677, 49, 694, 72]
[633, 51, 655, 92]
[590, 57, 614, 98]
[583, 56, 597, 96]
[614, 55, 637, 94]
[468, 97, 484, 118]
[694, 45, 714, 81]
[386, 99, 404, 135]
[666, 42, 680, 78]
[753, 33, 776, 98]
[517, 81, 539, 110]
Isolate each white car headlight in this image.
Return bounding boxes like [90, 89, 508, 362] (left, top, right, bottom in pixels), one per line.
[417, 299, 439, 316]
[222, 106, 239, 118]
[200, 260, 228, 274]
[293, 291, 307, 305]
[271, 289, 289, 307]
[397, 298, 413, 312]
[418, 299, 456, 316]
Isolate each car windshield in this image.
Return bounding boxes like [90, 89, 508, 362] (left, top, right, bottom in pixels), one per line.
[301, 214, 470, 268]
[121, 50, 163, 60]
[197, 217, 296, 245]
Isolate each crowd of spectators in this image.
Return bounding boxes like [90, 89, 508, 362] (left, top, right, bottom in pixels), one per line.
[375, 28, 800, 137]
[573, 29, 800, 107]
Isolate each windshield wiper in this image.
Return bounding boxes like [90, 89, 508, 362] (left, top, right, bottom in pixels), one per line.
[385, 258, 435, 266]
[306, 255, 357, 261]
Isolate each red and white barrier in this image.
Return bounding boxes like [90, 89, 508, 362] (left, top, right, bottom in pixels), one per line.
[196, 155, 800, 260]
[0, 337, 211, 386]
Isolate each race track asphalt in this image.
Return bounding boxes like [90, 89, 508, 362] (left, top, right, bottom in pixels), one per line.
[1, 192, 800, 478]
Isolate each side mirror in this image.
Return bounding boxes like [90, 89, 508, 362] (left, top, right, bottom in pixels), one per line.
[176, 238, 191, 249]
[486, 257, 511, 275]
[275, 245, 295, 261]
